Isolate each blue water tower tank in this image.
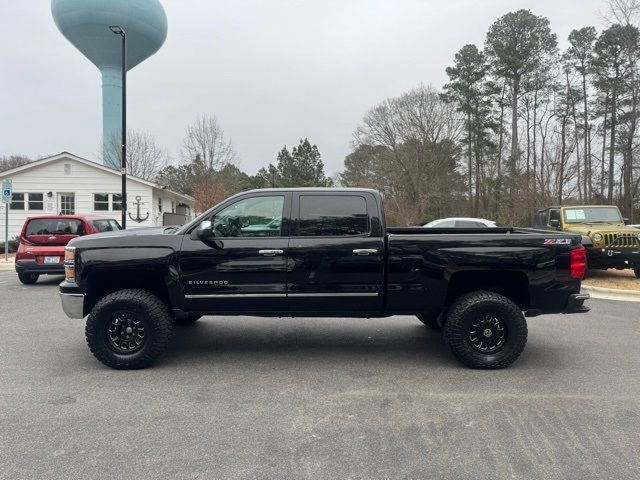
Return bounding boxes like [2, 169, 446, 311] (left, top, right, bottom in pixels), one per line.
[51, 0, 168, 169]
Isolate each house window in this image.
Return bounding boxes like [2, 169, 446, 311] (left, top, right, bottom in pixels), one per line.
[10, 193, 25, 210]
[28, 193, 44, 211]
[64, 163, 72, 175]
[94, 193, 123, 211]
[158, 197, 162, 213]
[94, 194, 109, 211]
[112, 194, 122, 211]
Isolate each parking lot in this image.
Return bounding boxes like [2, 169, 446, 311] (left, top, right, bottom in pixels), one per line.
[0, 270, 639, 480]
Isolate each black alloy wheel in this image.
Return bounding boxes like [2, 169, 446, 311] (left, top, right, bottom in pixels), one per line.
[468, 313, 507, 354]
[106, 311, 146, 353]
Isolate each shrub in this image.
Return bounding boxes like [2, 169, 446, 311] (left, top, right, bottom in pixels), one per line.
[0, 236, 19, 253]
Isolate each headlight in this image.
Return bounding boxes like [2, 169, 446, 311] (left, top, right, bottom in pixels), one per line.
[64, 246, 76, 281]
[593, 233, 603, 242]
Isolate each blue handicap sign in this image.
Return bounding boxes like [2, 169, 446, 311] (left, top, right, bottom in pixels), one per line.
[2, 189, 10, 196]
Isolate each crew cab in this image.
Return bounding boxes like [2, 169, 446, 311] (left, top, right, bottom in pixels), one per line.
[59, 189, 589, 370]
[15, 215, 121, 284]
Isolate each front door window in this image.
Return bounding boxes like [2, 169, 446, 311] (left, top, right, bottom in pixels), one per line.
[58, 193, 75, 215]
[212, 196, 284, 237]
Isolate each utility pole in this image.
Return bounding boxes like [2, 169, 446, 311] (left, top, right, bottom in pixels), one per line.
[110, 25, 127, 228]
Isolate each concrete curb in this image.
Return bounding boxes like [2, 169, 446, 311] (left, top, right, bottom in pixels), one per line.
[582, 284, 640, 303]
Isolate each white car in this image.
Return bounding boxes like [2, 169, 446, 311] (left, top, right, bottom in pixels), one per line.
[423, 217, 498, 228]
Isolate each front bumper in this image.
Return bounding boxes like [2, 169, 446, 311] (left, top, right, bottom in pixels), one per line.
[59, 292, 85, 319]
[15, 259, 64, 275]
[587, 246, 640, 268]
[563, 292, 590, 314]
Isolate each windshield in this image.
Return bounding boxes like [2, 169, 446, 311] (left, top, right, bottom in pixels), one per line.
[563, 207, 623, 224]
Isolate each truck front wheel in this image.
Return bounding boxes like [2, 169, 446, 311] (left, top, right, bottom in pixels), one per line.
[85, 289, 173, 369]
[443, 291, 527, 369]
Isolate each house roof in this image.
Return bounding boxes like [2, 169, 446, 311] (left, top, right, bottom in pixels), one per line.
[0, 152, 194, 203]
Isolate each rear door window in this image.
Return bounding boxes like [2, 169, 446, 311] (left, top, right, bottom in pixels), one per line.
[298, 195, 369, 236]
[26, 218, 83, 236]
[91, 219, 122, 233]
[456, 220, 487, 228]
[434, 219, 456, 227]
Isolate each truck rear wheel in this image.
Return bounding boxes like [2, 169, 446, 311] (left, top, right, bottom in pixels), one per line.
[85, 289, 173, 370]
[416, 314, 442, 331]
[443, 291, 527, 369]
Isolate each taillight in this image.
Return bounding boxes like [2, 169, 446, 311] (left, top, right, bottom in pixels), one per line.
[569, 246, 587, 279]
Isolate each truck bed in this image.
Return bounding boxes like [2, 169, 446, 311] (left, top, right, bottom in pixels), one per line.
[383, 226, 583, 317]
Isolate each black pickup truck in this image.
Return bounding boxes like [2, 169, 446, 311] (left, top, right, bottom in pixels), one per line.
[59, 188, 589, 370]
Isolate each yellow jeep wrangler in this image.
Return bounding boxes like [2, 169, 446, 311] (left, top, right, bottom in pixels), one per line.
[534, 205, 640, 278]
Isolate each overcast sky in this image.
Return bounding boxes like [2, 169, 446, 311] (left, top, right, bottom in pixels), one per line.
[1, 0, 609, 175]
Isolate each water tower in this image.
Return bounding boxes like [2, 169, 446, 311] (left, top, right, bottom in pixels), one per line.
[51, 0, 168, 169]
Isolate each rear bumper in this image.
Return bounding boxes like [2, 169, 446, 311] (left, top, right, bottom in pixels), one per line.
[59, 292, 85, 319]
[15, 259, 64, 275]
[563, 293, 590, 314]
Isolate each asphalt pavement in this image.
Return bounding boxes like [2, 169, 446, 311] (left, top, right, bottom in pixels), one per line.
[0, 270, 639, 480]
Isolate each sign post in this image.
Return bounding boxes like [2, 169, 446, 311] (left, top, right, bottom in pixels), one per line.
[2, 178, 12, 262]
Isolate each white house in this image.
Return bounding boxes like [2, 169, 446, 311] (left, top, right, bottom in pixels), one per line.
[0, 152, 195, 240]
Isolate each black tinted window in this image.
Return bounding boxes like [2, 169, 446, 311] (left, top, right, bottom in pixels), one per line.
[26, 218, 83, 236]
[549, 210, 561, 223]
[298, 195, 368, 236]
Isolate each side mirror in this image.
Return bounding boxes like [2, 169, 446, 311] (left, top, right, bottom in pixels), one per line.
[623, 217, 629, 225]
[549, 219, 561, 229]
[191, 219, 213, 240]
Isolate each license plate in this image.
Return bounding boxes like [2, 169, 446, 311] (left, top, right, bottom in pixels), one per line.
[44, 256, 60, 264]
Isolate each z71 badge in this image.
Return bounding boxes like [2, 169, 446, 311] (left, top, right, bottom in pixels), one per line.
[544, 238, 572, 245]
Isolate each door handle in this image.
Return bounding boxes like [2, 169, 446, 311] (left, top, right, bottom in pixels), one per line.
[353, 249, 378, 256]
[259, 249, 284, 256]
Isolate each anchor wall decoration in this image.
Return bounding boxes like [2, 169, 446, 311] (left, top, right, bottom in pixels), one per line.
[129, 195, 150, 223]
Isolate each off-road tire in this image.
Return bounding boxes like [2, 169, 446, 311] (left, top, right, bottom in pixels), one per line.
[85, 289, 173, 370]
[416, 314, 442, 331]
[174, 314, 202, 326]
[443, 291, 527, 369]
[634, 267, 640, 279]
[18, 272, 39, 284]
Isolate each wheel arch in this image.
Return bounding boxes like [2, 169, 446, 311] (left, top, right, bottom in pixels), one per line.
[445, 270, 530, 310]
[84, 268, 171, 315]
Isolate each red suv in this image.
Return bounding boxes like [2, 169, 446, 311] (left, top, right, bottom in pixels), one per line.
[15, 215, 121, 284]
